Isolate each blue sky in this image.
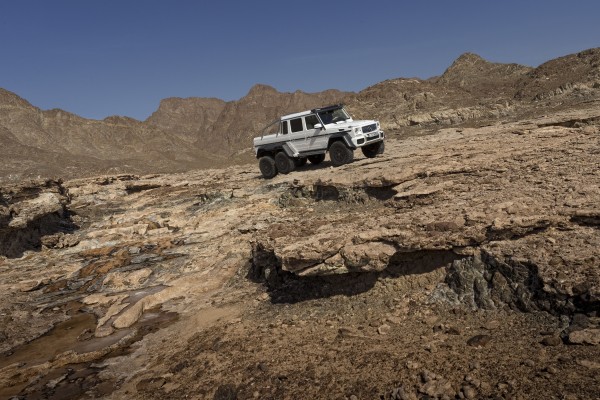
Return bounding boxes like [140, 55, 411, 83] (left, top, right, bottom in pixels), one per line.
[1, 0, 598, 120]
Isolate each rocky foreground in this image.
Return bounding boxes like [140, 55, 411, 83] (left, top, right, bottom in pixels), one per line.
[0, 106, 599, 399]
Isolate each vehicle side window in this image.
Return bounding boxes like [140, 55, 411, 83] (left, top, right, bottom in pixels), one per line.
[281, 120, 289, 134]
[290, 118, 303, 133]
[305, 114, 319, 130]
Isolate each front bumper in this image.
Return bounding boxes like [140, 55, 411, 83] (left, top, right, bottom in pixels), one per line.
[352, 130, 385, 147]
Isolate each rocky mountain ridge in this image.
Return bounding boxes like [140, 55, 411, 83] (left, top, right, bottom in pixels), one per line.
[1, 47, 599, 182]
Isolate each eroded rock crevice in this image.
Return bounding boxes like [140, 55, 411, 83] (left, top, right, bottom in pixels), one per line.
[279, 181, 397, 206]
[439, 249, 599, 317]
[253, 237, 599, 320]
[251, 242, 462, 303]
[0, 179, 79, 258]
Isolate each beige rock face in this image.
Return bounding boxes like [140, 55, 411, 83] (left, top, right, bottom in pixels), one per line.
[0, 107, 600, 398]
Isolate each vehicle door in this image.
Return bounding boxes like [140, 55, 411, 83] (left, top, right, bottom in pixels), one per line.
[287, 117, 309, 152]
[304, 114, 328, 151]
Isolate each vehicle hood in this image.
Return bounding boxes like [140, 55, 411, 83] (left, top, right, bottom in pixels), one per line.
[325, 119, 377, 130]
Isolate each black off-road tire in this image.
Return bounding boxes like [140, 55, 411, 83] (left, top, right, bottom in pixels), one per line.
[361, 141, 384, 158]
[258, 156, 278, 179]
[307, 154, 326, 165]
[294, 157, 307, 168]
[275, 152, 295, 174]
[378, 140, 385, 154]
[329, 141, 354, 166]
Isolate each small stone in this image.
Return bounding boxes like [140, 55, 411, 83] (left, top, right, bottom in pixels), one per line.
[338, 327, 357, 338]
[462, 385, 478, 399]
[0, 331, 7, 342]
[128, 246, 141, 254]
[445, 325, 461, 335]
[522, 359, 536, 367]
[390, 385, 417, 400]
[424, 315, 440, 326]
[46, 374, 68, 389]
[349, 395, 358, 400]
[425, 342, 438, 353]
[577, 359, 600, 369]
[469, 361, 481, 370]
[378, 324, 391, 335]
[406, 360, 421, 370]
[568, 329, 600, 345]
[540, 336, 562, 346]
[467, 334, 491, 348]
[545, 366, 558, 374]
[483, 320, 500, 330]
[258, 293, 269, 301]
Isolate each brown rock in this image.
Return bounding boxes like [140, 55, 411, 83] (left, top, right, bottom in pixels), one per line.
[568, 329, 600, 345]
[541, 336, 563, 347]
[467, 334, 492, 348]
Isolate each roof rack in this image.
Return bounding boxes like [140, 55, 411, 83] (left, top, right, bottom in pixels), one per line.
[311, 104, 345, 113]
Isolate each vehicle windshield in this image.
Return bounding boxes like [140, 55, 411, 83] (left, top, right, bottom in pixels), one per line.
[318, 107, 350, 125]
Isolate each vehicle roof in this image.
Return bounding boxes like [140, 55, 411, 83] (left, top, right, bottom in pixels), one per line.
[280, 104, 344, 120]
[281, 110, 312, 120]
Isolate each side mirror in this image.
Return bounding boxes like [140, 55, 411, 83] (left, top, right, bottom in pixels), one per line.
[314, 123, 323, 129]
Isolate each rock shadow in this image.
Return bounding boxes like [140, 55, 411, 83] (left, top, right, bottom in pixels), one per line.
[248, 246, 462, 304]
[0, 210, 79, 258]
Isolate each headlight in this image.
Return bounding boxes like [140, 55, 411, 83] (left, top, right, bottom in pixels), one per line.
[353, 127, 361, 133]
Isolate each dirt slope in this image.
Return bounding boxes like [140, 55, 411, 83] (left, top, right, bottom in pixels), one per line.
[0, 104, 598, 399]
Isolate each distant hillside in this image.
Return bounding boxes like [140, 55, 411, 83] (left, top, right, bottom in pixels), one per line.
[1, 47, 599, 181]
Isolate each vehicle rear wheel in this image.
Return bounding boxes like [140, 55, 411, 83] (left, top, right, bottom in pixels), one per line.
[294, 157, 307, 168]
[307, 154, 325, 165]
[275, 152, 295, 174]
[258, 156, 278, 179]
[329, 141, 354, 166]
[361, 141, 384, 158]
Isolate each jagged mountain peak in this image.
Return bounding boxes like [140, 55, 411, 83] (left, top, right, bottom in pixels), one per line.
[0, 88, 35, 109]
[246, 84, 279, 97]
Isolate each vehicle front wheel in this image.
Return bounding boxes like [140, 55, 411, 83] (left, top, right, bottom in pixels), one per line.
[329, 141, 354, 166]
[361, 141, 384, 158]
[258, 156, 278, 179]
[307, 154, 325, 165]
[275, 152, 295, 174]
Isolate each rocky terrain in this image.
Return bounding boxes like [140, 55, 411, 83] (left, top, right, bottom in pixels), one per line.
[1, 48, 599, 182]
[0, 100, 599, 399]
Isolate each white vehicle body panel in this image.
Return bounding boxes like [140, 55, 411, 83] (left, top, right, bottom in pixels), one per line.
[253, 105, 384, 158]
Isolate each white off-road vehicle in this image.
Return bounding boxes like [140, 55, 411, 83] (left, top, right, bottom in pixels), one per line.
[253, 104, 384, 178]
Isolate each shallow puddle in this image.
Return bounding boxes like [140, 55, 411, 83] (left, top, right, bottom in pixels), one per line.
[0, 306, 178, 399]
[0, 312, 96, 370]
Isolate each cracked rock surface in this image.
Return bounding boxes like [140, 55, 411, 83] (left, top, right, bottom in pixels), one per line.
[0, 106, 599, 399]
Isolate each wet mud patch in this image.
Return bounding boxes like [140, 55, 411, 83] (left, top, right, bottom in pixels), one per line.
[0, 306, 178, 399]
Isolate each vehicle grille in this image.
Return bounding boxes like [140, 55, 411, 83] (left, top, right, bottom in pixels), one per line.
[362, 124, 377, 134]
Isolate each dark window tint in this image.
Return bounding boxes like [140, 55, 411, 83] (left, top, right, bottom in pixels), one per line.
[281, 121, 289, 134]
[305, 114, 319, 129]
[290, 118, 304, 133]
